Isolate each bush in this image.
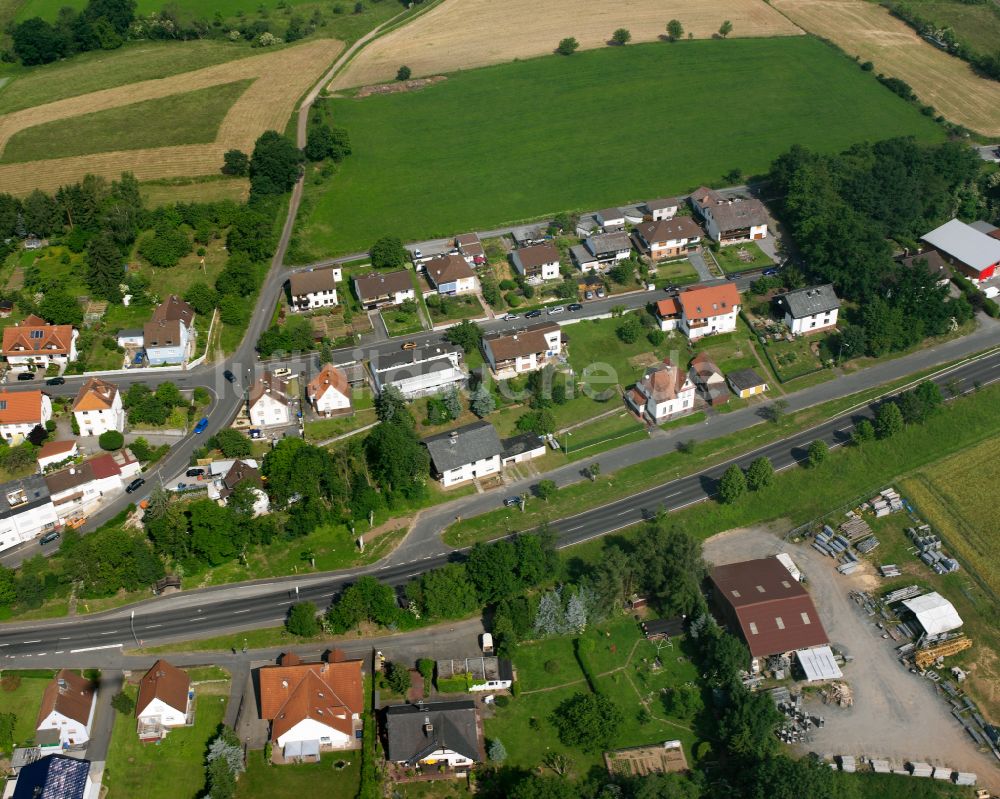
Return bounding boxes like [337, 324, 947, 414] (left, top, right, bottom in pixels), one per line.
[718, 464, 746, 504]
[493, 695, 510, 708]
[647, 329, 665, 346]
[535, 479, 557, 500]
[807, 439, 828, 467]
[611, 27, 631, 45]
[285, 601, 320, 636]
[544, 659, 560, 674]
[396, 65, 411, 81]
[556, 37, 579, 55]
[98, 430, 124, 451]
[111, 691, 135, 715]
[505, 292, 522, 308]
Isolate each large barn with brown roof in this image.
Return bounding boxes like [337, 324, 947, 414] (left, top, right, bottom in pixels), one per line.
[710, 557, 829, 668]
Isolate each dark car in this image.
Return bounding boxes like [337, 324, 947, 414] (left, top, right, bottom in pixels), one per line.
[223, 369, 236, 383]
[126, 477, 146, 494]
[16, 371, 35, 381]
[185, 467, 205, 478]
[567, 303, 583, 312]
[762, 268, 779, 277]
[40, 531, 61, 546]
[525, 309, 543, 319]
[45, 376, 65, 386]
[664, 284, 679, 294]
[503, 496, 522, 507]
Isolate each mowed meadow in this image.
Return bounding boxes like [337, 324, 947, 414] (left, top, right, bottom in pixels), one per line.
[295, 37, 943, 257]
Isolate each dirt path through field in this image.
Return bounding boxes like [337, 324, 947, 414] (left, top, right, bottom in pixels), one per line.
[331, 0, 802, 89]
[771, 0, 1000, 135]
[0, 38, 343, 195]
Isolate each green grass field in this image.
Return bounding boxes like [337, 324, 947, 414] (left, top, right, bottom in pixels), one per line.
[901, 0, 1000, 58]
[0, 672, 55, 751]
[237, 751, 360, 799]
[1, 80, 251, 163]
[17, 0, 330, 19]
[0, 40, 258, 115]
[295, 37, 943, 256]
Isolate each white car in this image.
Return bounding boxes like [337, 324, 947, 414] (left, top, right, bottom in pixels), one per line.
[547, 306, 564, 315]
[274, 367, 292, 378]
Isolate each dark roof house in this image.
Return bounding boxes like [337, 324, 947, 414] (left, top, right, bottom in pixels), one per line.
[423, 421, 502, 475]
[384, 700, 481, 765]
[778, 284, 840, 319]
[11, 755, 92, 799]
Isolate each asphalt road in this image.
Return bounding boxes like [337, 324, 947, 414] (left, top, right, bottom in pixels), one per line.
[1, 345, 997, 660]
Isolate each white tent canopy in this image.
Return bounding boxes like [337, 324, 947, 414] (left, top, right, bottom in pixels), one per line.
[796, 645, 843, 682]
[902, 592, 963, 636]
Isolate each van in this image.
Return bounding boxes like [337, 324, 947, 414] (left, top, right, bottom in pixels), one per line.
[481, 633, 494, 655]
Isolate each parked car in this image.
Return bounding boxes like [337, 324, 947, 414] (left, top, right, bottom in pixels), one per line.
[194, 417, 209, 434]
[596, 287, 606, 298]
[664, 284, 679, 294]
[547, 306, 564, 316]
[175, 483, 188, 492]
[503, 313, 519, 321]
[126, 477, 146, 494]
[503, 496, 522, 507]
[413, 248, 422, 259]
[274, 367, 292, 378]
[16, 371, 35, 381]
[525, 310, 543, 319]
[481, 633, 495, 655]
[40, 531, 60, 546]
[186, 467, 205, 478]
[762, 268, 779, 277]
[585, 290, 594, 300]
[45, 376, 65, 386]
[568, 303, 583, 312]
[402, 341, 417, 350]
[223, 369, 236, 383]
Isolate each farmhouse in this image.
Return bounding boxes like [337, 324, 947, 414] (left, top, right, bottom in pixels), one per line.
[1, 315, 78, 370]
[677, 283, 740, 341]
[136, 659, 192, 741]
[423, 421, 503, 487]
[384, 700, 482, 769]
[455, 233, 486, 265]
[353, 270, 416, 309]
[625, 359, 696, 423]
[0, 476, 58, 554]
[726, 368, 768, 399]
[425, 254, 479, 295]
[920, 218, 1000, 282]
[632, 217, 702, 261]
[896, 250, 951, 288]
[144, 295, 196, 366]
[690, 187, 768, 245]
[435, 656, 514, 691]
[0, 389, 52, 444]
[777, 284, 840, 335]
[248, 371, 293, 428]
[710, 557, 829, 670]
[289, 267, 342, 311]
[643, 198, 680, 221]
[655, 297, 682, 332]
[35, 670, 96, 749]
[36, 440, 78, 472]
[596, 207, 626, 231]
[258, 651, 364, 761]
[72, 377, 124, 437]
[8, 754, 98, 799]
[689, 352, 729, 406]
[510, 243, 561, 282]
[372, 345, 467, 398]
[306, 363, 352, 416]
[480, 322, 563, 379]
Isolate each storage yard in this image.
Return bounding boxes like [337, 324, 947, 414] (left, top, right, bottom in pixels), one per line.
[704, 524, 1000, 789]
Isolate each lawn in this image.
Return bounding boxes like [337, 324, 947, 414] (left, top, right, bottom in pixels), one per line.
[295, 37, 942, 256]
[304, 409, 377, 442]
[1, 80, 251, 163]
[759, 334, 824, 382]
[712, 242, 772, 275]
[104, 689, 228, 799]
[653, 259, 700, 287]
[566, 315, 677, 390]
[382, 302, 424, 337]
[236, 750, 360, 799]
[0, 671, 55, 751]
[486, 617, 701, 775]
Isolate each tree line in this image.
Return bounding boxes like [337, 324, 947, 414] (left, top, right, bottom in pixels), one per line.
[768, 137, 987, 360]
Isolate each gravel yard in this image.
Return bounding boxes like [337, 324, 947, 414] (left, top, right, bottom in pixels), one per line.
[704, 524, 1000, 790]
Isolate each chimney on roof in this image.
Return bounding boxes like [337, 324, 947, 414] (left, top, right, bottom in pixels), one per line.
[423, 717, 434, 735]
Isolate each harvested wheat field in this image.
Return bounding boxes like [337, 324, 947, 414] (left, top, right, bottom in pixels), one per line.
[331, 0, 802, 89]
[0, 38, 342, 195]
[772, 0, 1000, 135]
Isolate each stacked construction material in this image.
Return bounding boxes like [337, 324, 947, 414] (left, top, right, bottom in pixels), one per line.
[869, 487, 904, 516]
[953, 772, 977, 786]
[885, 585, 923, 603]
[837, 755, 856, 773]
[856, 536, 880, 554]
[840, 515, 873, 540]
[908, 762, 934, 778]
[932, 766, 953, 781]
[869, 759, 891, 773]
[880, 564, 901, 578]
[907, 525, 961, 575]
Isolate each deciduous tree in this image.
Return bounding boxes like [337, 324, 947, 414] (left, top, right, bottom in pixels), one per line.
[718, 464, 746, 503]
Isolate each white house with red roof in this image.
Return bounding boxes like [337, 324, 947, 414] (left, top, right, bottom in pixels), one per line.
[0, 389, 52, 444]
[677, 283, 741, 341]
[37, 440, 78, 472]
[72, 377, 124, 437]
[1, 315, 78, 370]
[306, 364, 352, 416]
[625, 359, 696, 423]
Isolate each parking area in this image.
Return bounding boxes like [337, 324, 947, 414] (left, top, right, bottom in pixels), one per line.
[703, 524, 1000, 789]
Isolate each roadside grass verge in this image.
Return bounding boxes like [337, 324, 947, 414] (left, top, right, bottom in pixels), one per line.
[1, 80, 251, 163]
[295, 37, 942, 255]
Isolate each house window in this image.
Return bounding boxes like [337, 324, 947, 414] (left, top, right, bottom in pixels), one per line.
[801, 613, 811, 625]
[748, 622, 758, 635]
[775, 617, 785, 629]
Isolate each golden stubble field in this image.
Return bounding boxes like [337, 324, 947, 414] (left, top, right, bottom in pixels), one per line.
[771, 0, 1000, 136]
[0, 38, 343, 195]
[331, 0, 803, 90]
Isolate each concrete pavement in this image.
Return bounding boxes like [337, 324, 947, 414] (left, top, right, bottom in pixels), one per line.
[85, 669, 122, 763]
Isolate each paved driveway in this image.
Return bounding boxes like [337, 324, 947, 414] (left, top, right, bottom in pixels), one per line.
[704, 526, 1000, 790]
[86, 669, 123, 762]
